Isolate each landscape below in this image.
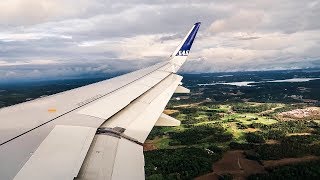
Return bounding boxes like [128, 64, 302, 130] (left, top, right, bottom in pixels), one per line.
[0, 68, 320, 180]
[144, 69, 320, 180]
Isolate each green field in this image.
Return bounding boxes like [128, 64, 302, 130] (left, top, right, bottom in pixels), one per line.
[148, 102, 282, 149]
[145, 101, 320, 179]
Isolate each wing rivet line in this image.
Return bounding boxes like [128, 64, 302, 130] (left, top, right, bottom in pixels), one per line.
[96, 127, 143, 146]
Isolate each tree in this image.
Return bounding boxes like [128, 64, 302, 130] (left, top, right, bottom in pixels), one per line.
[245, 132, 265, 143]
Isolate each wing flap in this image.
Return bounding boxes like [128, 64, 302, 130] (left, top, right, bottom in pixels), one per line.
[111, 138, 145, 180]
[14, 125, 96, 180]
[175, 85, 190, 93]
[76, 132, 121, 180]
[155, 113, 181, 126]
[76, 135, 144, 180]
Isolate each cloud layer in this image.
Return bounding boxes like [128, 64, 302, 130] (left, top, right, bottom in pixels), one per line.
[0, 0, 319, 80]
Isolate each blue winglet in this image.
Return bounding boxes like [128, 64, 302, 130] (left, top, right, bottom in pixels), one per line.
[176, 22, 201, 56]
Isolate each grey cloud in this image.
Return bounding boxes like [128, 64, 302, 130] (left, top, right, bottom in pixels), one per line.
[0, 0, 319, 81]
[159, 34, 183, 42]
[0, 59, 158, 82]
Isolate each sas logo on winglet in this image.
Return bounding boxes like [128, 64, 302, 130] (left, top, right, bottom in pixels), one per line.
[176, 50, 190, 56]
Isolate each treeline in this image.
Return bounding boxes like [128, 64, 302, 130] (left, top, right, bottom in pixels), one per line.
[230, 120, 320, 160]
[241, 121, 313, 144]
[272, 103, 306, 114]
[145, 147, 222, 180]
[231, 133, 320, 160]
[256, 142, 320, 160]
[169, 105, 222, 125]
[232, 103, 277, 113]
[245, 121, 314, 142]
[248, 160, 320, 179]
[231, 140, 320, 160]
[250, 121, 312, 134]
[170, 124, 233, 145]
[182, 112, 221, 125]
[147, 127, 171, 140]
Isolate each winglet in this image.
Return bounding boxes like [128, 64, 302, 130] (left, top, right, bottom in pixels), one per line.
[171, 22, 201, 57]
[169, 22, 201, 70]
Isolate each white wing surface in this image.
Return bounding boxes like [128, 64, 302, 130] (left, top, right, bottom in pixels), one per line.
[0, 22, 201, 180]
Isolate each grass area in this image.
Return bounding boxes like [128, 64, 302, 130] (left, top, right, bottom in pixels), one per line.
[237, 113, 278, 125]
[195, 114, 208, 120]
[148, 102, 283, 149]
[222, 113, 278, 125]
[255, 116, 278, 125]
[154, 137, 171, 149]
[219, 105, 232, 112]
[176, 113, 187, 121]
[225, 122, 244, 140]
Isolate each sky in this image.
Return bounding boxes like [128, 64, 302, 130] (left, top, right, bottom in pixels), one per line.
[0, 0, 320, 81]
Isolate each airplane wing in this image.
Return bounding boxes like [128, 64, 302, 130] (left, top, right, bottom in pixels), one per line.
[0, 22, 201, 180]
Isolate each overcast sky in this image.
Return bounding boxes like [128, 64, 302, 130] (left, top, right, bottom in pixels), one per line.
[0, 0, 320, 81]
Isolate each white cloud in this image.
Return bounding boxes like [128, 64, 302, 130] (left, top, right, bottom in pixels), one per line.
[208, 10, 265, 33]
[0, 32, 71, 42]
[0, 59, 58, 66]
[0, 0, 98, 26]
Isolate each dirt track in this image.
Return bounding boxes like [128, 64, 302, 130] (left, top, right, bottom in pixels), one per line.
[143, 140, 157, 151]
[163, 109, 179, 115]
[197, 150, 265, 180]
[197, 151, 320, 180]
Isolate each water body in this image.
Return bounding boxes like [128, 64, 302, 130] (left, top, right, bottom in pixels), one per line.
[198, 78, 320, 87]
[217, 75, 234, 78]
[198, 81, 256, 86]
[267, 78, 320, 83]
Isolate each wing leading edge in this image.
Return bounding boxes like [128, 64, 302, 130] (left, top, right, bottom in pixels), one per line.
[0, 22, 201, 180]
